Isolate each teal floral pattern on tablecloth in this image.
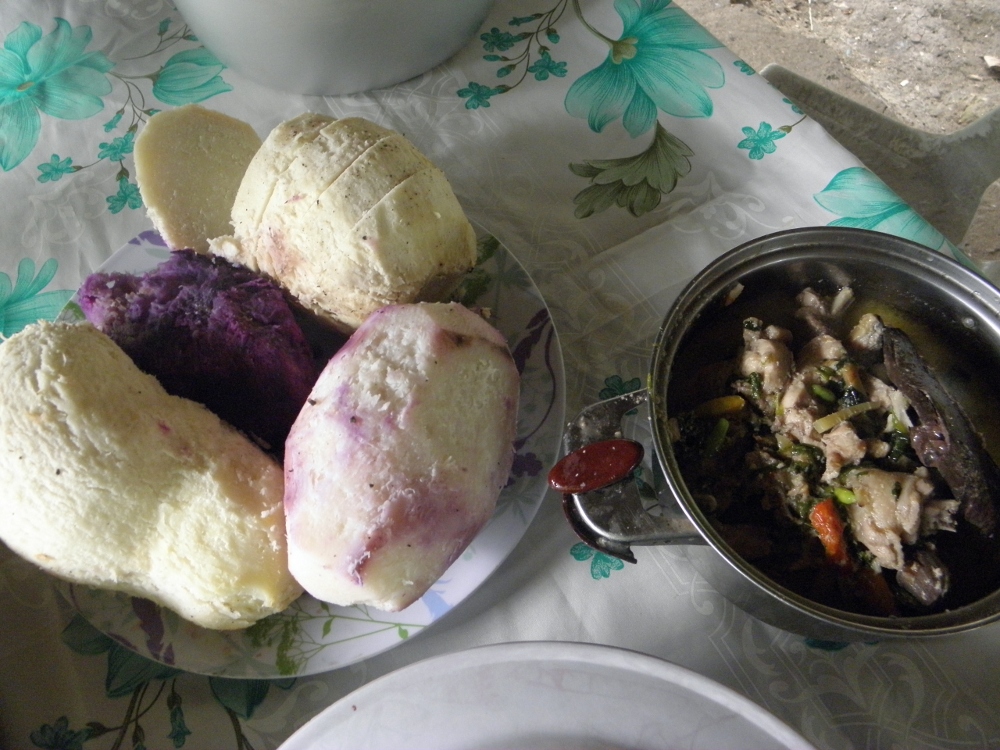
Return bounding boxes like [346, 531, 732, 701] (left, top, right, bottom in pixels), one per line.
[598, 374, 642, 401]
[563, 0, 722, 215]
[96, 130, 134, 162]
[0, 18, 113, 171]
[571, 542, 626, 579]
[461, 0, 730, 219]
[805, 638, 852, 652]
[782, 96, 804, 115]
[814, 166, 973, 265]
[528, 51, 568, 80]
[570, 121, 694, 217]
[36, 153, 74, 181]
[737, 121, 785, 160]
[736, 105, 807, 159]
[598, 373, 642, 414]
[29, 614, 291, 749]
[2, 15, 232, 214]
[0, 257, 73, 336]
[459, 2, 569, 107]
[457, 80, 503, 109]
[107, 178, 142, 214]
[565, 0, 725, 137]
[815, 166, 942, 242]
[463, 0, 728, 130]
[37, 123, 141, 212]
[151, 48, 232, 106]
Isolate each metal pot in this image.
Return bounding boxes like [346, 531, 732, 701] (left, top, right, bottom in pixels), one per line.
[559, 227, 1000, 642]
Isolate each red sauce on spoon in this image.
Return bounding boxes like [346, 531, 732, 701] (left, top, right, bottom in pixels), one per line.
[547, 439, 644, 494]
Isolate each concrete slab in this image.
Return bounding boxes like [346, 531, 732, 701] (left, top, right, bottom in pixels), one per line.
[677, 0, 1000, 267]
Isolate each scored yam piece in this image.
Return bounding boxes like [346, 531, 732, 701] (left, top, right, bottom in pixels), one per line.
[250, 117, 396, 229]
[284, 302, 520, 611]
[230, 112, 334, 235]
[215, 114, 395, 276]
[211, 114, 477, 333]
[0, 321, 302, 630]
[135, 104, 262, 252]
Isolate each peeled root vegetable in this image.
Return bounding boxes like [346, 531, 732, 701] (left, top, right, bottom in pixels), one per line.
[284, 302, 520, 611]
[211, 114, 478, 332]
[0, 321, 302, 630]
[134, 104, 262, 252]
[79, 249, 319, 451]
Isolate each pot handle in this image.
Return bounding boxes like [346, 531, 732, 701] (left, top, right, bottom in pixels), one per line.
[559, 389, 705, 564]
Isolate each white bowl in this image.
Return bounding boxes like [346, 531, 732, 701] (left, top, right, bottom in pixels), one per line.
[172, 0, 496, 96]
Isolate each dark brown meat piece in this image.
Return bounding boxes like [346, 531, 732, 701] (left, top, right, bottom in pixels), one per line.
[896, 547, 950, 607]
[882, 326, 1000, 536]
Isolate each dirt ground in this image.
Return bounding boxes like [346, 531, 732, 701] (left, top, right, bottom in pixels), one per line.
[677, 0, 1000, 265]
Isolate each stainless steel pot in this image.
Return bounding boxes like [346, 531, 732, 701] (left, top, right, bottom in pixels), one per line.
[559, 227, 1000, 642]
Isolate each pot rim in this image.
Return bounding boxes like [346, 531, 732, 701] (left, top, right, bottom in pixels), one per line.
[648, 226, 1000, 638]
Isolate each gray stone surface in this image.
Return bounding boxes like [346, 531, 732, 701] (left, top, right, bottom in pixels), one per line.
[677, 0, 1000, 266]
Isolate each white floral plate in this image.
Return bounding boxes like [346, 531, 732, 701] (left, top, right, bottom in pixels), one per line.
[278, 641, 816, 750]
[54, 228, 565, 678]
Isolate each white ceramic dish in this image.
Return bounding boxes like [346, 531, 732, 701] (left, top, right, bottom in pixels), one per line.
[278, 641, 816, 750]
[55, 228, 564, 678]
[172, 0, 496, 95]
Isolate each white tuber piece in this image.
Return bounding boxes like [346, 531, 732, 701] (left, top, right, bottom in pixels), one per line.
[0, 321, 301, 630]
[211, 114, 477, 332]
[284, 302, 520, 611]
[134, 104, 263, 252]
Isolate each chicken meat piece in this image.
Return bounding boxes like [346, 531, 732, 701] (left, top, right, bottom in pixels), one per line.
[821, 422, 867, 482]
[774, 374, 823, 446]
[794, 286, 854, 336]
[896, 547, 950, 607]
[863, 372, 914, 434]
[844, 469, 936, 570]
[921, 498, 961, 536]
[797, 333, 847, 370]
[847, 313, 885, 357]
[740, 319, 794, 395]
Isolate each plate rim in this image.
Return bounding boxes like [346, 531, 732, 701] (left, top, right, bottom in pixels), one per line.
[56, 227, 567, 679]
[278, 640, 816, 750]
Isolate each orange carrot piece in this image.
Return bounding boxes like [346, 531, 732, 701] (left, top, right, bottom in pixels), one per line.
[809, 498, 850, 567]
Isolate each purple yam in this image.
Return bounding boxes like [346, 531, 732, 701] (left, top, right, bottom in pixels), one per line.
[80, 249, 320, 450]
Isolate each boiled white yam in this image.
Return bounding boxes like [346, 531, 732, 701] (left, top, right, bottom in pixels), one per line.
[135, 104, 262, 252]
[0, 321, 301, 630]
[212, 114, 477, 332]
[284, 303, 520, 611]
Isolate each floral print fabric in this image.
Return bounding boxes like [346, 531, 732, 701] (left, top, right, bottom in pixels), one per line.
[0, 18, 113, 171]
[0, 12, 234, 335]
[564, 0, 724, 135]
